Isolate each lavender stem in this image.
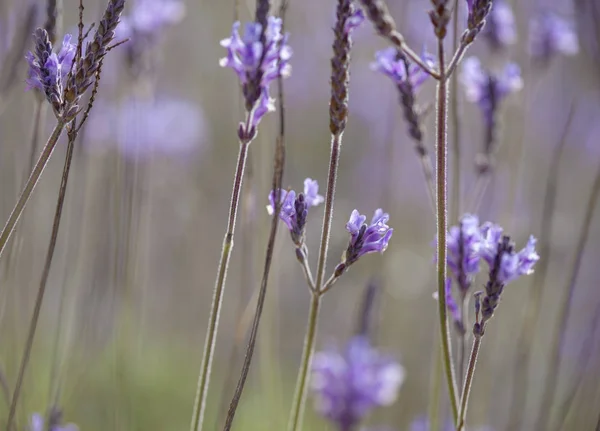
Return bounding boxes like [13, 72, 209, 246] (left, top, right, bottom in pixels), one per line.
[0, 120, 66, 260]
[435, 38, 460, 422]
[6, 122, 76, 431]
[457, 335, 482, 431]
[534, 144, 600, 431]
[190, 134, 251, 431]
[288, 132, 342, 431]
[445, 41, 469, 81]
[450, 0, 461, 224]
[427, 333, 443, 430]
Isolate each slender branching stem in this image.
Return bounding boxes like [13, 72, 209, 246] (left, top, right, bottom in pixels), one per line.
[0, 121, 66, 261]
[507, 104, 574, 430]
[402, 44, 441, 80]
[288, 132, 342, 431]
[319, 273, 340, 295]
[445, 41, 469, 81]
[457, 335, 482, 431]
[535, 153, 600, 431]
[435, 38, 460, 422]
[6, 122, 76, 431]
[26, 100, 48, 180]
[298, 248, 316, 292]
[190, 131, 251, 431]
[222, 30, 289, 422]
[457, 295, 467, 387]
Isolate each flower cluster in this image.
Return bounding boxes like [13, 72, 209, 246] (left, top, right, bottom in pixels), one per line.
[220, 16, 292, 140]
[25, 31, 76, 114]
[461, 57, 522, 126]
[310, 336, 404, 430]
[343, 209, 393, 268]
[481, 0, 517, 49]
[371, 47, 434, 92]
[29, 412, 78, 431]
[447, 214, 483, 294]
[267, 178, 324, 246]
[529, 12, 578, 63]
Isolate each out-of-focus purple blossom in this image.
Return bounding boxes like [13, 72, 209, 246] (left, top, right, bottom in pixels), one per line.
[433, 279, 464, 332]
[344, 209, 393, 266]
[117, 0, 185, 39]
[529, 12, 578, 62]
[410, 416, 493, 431]
[310, 336, 405, 430]
[86, 96, 207, 160]
[480, 223, 539, 284]
[461, 57, 522, 125]
[266, 178, 323, 246]
[482, 0, 517, 49]
[29, 413, 78, 431]
[25, 33, 76, 94]
[220, 16, 292, 137]
[371, 47, 435, 91]
[446, 214, 483, 293]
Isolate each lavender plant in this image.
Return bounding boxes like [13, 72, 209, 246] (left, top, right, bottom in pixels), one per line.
[189, 7, 292, 431]
[28, 410, 77, 431]
[529, 11, 579, 64]
[480, 0, 516, 50]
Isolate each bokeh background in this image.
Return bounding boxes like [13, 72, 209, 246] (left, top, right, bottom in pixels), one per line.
[0, 0, 599, 429]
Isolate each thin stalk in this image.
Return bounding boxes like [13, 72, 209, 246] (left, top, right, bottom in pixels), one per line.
[435, 38, 460, 422]
[535, 155, 600, 431]
[6, 122, 76, 431]
[190, 134, 251, 431]
[507, 104, 574, 430]
[457, 294, 467, 387]
[445, 42, 469, 80]
[222, 20, 289, 422]
[457, 336, 482, 431]
[26, 100, 48, 180]
[450, 0, 461, 225]
[288, 132, 343, 431]
[428, 333, 443, 431]
[0, 121, 66, 260]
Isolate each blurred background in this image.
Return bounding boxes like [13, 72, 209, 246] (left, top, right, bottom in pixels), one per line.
[0, 0, 599, 429]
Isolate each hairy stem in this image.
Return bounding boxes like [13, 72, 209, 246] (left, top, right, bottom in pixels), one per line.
[535, 153, 600, 431]
[450, 0, 461, 225]
[428, 334, 443, 431]
[190, 137, 250, 431]
[288, 132, 342, 431]
[457, 336, 482, 431]
[0, 121, 65, 260]
[6, 123, 76, 431]
[436, 38, 459, 422]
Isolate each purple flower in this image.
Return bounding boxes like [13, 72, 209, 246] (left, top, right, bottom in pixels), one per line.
[86, 96, 208, 159]
[220, 17, 292, 135]
[371, 47, 435, 91]
[117, 0, 185, 38]
[29, 413, 78, 431]
[529, 12, 578, 62]
[344, 7, 366, 35]
[344, 209, 393, 266]
[26, 33, 76, 94]
[480, 223, 539, 284]
[310, 336, 405, 429]
[482, 0, 517, 49]
[446, 214, 483, 293]
[267, 178, 323, 246]
[461, 57, 522, 125]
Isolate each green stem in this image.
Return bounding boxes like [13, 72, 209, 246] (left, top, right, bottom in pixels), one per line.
[288, 132, 342, 431]
[450, 0, 461, 225]
[0, 121, 66, 260]
[428, 332, 443, 431]
[436, 38, 460, 422]
[190, 138, 250, 431]
[6, 122, 75, 431]
[457, 335, 482, 431]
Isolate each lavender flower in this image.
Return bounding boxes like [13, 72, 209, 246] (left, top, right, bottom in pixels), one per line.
[29, 412, 78, 431]
[371, 47, 434, 91]
[529, 12, 578, 62]
[266, 178, 324, 246]
[25, 31, 76, 113]
[474, 223, 539, 336]
[220, 16, 292, 140]
[481, 0, 517, 49]
[461, 57, 522, 126]
[86, 96, 207, 159]
[343, 209, 393, 267]
[446, 214, 483, 293]
[310, 336, 405, 430]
